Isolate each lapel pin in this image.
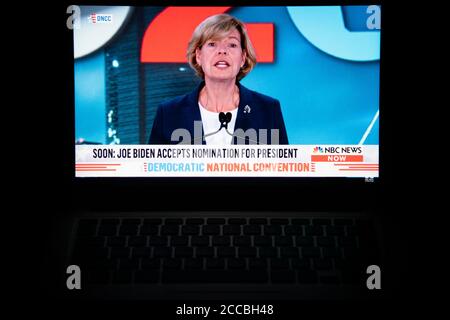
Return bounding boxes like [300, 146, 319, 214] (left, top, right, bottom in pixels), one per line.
[243, 105, 251, 114]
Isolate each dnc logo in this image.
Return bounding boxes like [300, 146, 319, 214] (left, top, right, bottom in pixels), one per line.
[88, 13, 113, 24]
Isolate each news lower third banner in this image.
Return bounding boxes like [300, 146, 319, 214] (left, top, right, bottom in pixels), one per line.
[75, 145, 379, 178]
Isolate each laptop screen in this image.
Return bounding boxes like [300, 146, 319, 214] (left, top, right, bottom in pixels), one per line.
[72, 5, 381, 180]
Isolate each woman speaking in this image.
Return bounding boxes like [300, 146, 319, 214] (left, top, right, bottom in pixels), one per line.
[148, 13, 288, 145]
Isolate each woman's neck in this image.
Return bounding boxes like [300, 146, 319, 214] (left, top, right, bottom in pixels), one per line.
[200, 79, 239, 113]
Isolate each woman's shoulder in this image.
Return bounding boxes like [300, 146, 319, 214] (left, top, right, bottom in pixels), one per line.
[158, 84, 201, 112]
[159, 93, 191, 110]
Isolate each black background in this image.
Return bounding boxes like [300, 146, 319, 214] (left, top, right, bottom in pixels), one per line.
[10, 0, 416, 318]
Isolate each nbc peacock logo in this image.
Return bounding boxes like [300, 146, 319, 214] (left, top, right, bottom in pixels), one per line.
[313, 146, 324, 153]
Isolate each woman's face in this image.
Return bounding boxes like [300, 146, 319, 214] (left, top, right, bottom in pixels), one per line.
[196, 28, 246, 83]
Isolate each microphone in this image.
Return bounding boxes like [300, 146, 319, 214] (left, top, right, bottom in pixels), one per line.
[219, 112, 232, 130]
[193, 111, 259, 144]
[191, 112, 232, 144]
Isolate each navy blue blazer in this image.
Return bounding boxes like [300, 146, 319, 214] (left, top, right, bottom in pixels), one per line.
[148, 81, 288, 145]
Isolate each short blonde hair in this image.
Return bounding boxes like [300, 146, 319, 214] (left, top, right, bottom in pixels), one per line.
[187, 14, 257, 81]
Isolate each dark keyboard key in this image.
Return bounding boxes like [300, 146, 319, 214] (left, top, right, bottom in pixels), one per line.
[135, 270, 159, 283]
[118, 258, 140, 270]
[153, 247, 171, 258]
[132, 247, 151, 258]
[305, 225, 324, 236]
[238, 247, 257, 258]
[196, 247, 214, 258]
[249, 218, 267, 225]
[217, 247, 235, 257]
[317, 236, 335, 247]
[119, 225, 138, 236]
[234, 236, 251, 246]
[248, 258, 267, 269]
[326, 226, 346, 236]
[202, 225, 220, 235]
[223, 225, 241, 235]
[254, 236, 271, 247]
[270, 218, 289, 225]
[280, 247, 299, 258]
[206, 258, 225, 269]
[128, 236, 147, 247]
[207, 218, 225, 224]
[148, 236, 167, 246]
[259, 247, 277, 258]
[297, 270, 318, 284]
[98, 225, 117, 236]
[228, 218, 246, 225]
[264, 225, 282, 235]
[302, 247, 321, 258]
[191, 236, 209, 247]
[284, 225, 303, 236]
[243, 225, 261, 235]
[140, 225, 158, 235]
[212, 236, 230, 246]
[163, 258, 182, 269]
[107, 236, 126, 247]
[186, 218, 204, 225]
[165, 218, 183, 225]
[185, 258, 203, 269]
[291, 258, 311, 270]
[271, 271, 295, 283]
[110, 247, 130, 259]
[313, 258, 333, 270]
[171, 236, 188, 246]
[271, 258, 289, 269]
[228, 258, 246, 269]
[174, 247, 193, 258]
[161, 225, 179, 235]
[312, 218, 331, 226]
[275, 236, 293, 246]
[182, 225, 200, 235]
[162, 270, 267, 283]
[296, 236, 314, 247]
[141, 258, 161, 269]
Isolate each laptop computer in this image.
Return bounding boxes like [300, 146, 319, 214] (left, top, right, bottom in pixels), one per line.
[29, 2, 408, 308]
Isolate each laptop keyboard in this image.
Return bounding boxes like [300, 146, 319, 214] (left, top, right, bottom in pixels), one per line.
[71, 217, 379, 285]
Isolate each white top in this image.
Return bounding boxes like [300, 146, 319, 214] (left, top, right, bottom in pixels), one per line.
[198, 102, 238, 145]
